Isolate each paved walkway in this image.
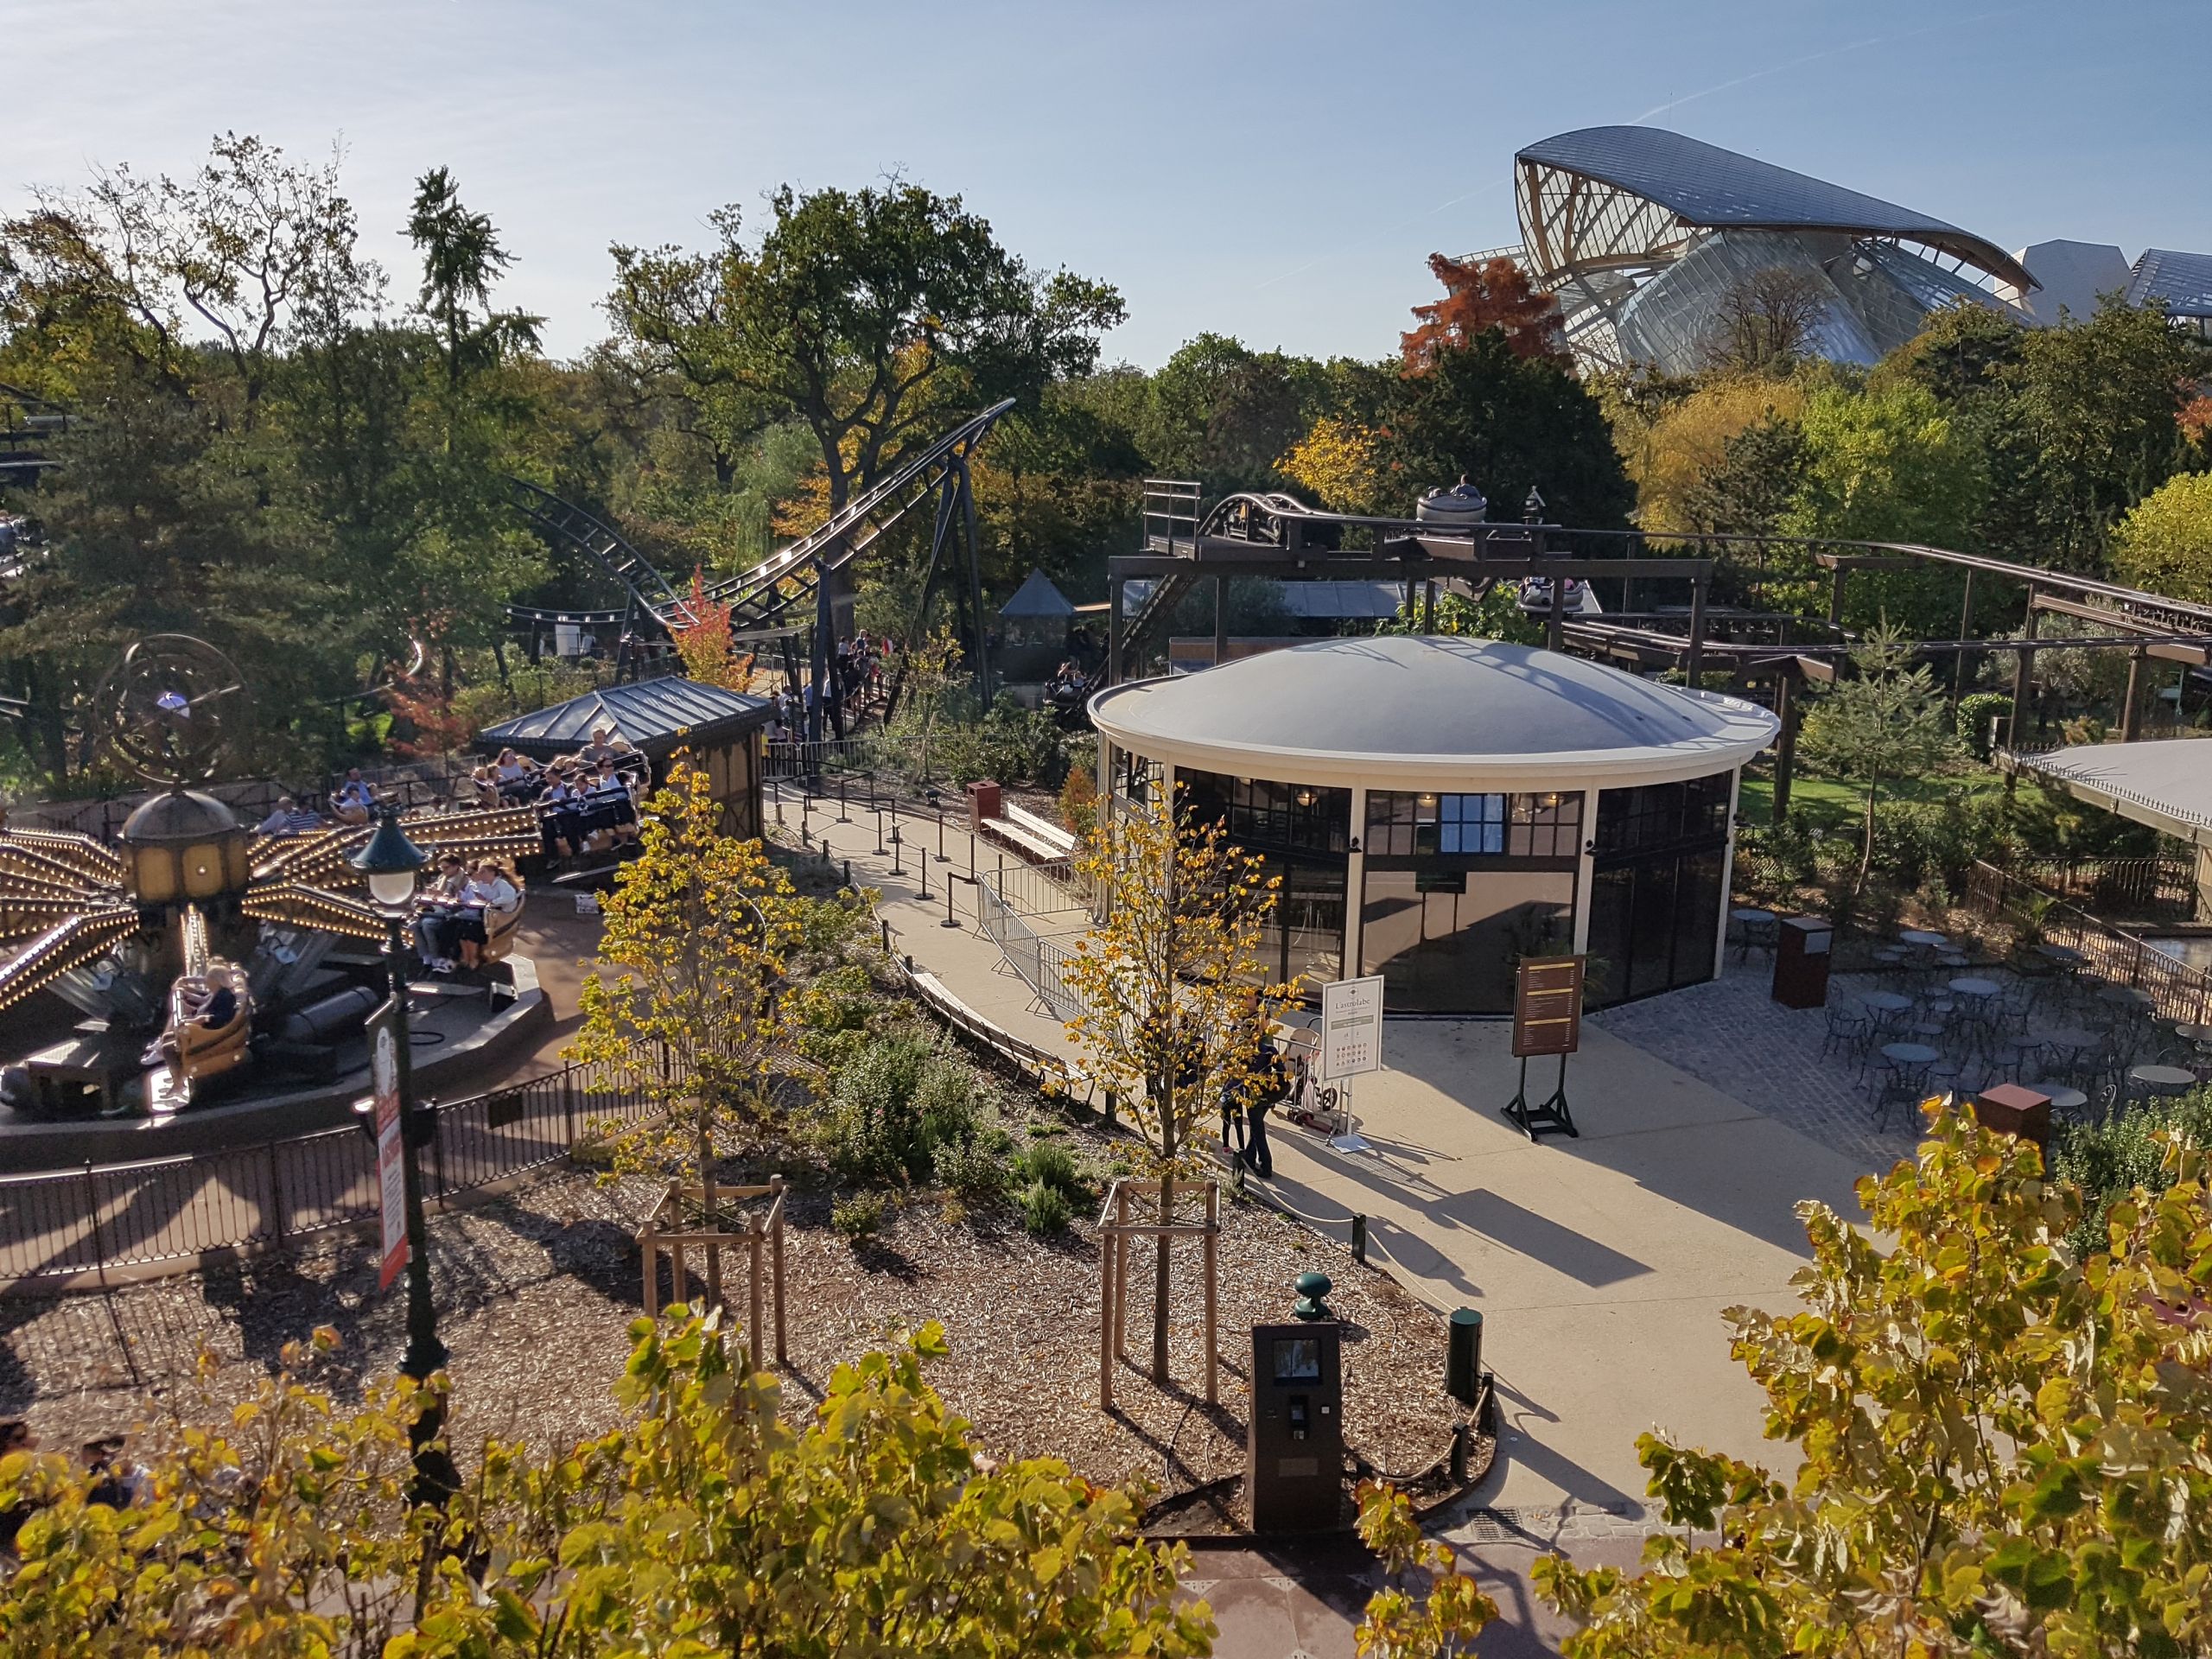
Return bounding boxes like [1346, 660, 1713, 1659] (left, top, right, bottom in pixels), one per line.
[773, 783, 1897, 1653]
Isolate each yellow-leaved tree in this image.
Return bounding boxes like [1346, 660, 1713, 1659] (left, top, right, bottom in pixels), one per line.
[1279, 415, 1384, 514]
[1061, 784, 1294, 1383]
[566, 753, 797, 1192]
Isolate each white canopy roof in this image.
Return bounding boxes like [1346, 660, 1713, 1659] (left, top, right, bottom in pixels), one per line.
[1090, 635, 1778, 791]
[2012, 739, 2212, 847]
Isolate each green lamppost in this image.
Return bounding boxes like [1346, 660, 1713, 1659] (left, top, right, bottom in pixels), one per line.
[348, 810, 456, 1500]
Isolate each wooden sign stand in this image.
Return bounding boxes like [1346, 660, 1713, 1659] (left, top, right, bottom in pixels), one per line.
[1504, 957, 1585, 1141]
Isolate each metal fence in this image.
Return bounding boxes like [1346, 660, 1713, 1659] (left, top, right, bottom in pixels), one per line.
[973, 872, 1085, 1021]
[2000, 855, 2200, 925]
[13, 755, 479, 842]
[1967, 861, 2212, 1027]
[0, 1058, 658, 1287]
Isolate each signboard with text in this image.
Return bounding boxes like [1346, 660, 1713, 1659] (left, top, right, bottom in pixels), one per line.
[1511, 957, 1586, 1058]
[371, 1001, 408, 1292]
[1319, 976, 1385, 1081]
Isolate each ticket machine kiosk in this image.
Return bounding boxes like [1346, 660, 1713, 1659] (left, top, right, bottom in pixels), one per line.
[1247, 1274, 1345, 1533]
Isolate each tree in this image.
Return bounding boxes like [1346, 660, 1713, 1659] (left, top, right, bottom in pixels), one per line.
[608, 185, 1124, 514]
[1355, 1482, 1500, 1656]
[889, 625, 965, 784]
[567, 756, 798, 1185]
[404, 166, 543, 440]
[1797, 627, 1963, 908]
[0, 1313, 1214, 1657]
[2110, 467, 2212, 607]
[1536, 1107, 2212, 1659]
[2010, 298, 2209, 569]
[1700, 266, 1828, 375]
[669, 569, 753, 690]
[1138, 333, 1324, 496]
[1402, 252, 1567, 369]
[1614, 376, 1807, 538]
[1278, 414, 1385, 513]
[1061, 785, 1294, 1383]
[1378, 332, 1635, 528]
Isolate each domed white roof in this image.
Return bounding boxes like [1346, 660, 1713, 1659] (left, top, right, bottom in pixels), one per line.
[1089, 636, 1778, 791]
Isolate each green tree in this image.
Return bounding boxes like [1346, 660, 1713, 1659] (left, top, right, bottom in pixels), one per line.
[1061, 786, 1293, 1384]
[2011, 296, 2209, 569]
[567, 755, 798, 1182]
[2111, 469, 2212, 606]
[1138, 333, 1325, 496]
[1537, 1108, 2212, 1659]
[404, 166, 543, 442]
[1378, 332, 1634, 528]
[608, 185, 1124, 514]
[0, 1314, 1213, 1657]
[1797, 626, 1963, 907]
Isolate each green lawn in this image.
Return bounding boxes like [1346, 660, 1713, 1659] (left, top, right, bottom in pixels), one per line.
[1737, 766, 2057, 832]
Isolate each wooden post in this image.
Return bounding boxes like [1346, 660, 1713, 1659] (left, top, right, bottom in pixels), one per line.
[2122, 646, 2146, 743]
[1099, 1198, 1116, 1410]
[770, 1174, 788, 1365]
[641, 1226, 659, 1317]
[1113, 1184, 1129, 1361]
[748, 1215, 766, 1368]
[1204, 1180, 1219, 1406]
[1770, 671, 1796, 823]
[671, 1241, 688, 1309]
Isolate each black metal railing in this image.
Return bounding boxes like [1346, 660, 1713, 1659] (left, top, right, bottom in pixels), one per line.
[1967, 861, 2212, 1026]
[1999, 854, 2200, 925]
[0, 1058, 658, 1286]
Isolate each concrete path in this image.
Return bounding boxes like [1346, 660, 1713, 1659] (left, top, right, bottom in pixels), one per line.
[774, 781, 1883, 1650]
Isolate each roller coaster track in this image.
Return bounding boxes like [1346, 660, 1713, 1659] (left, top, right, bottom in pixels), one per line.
[0, 383, 71, 480]
[505, 398, 1018, 645]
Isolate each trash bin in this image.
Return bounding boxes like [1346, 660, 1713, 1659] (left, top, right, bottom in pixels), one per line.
[1771, 915, 1833, 1010]
[964, 780, 1001, 833]
[1446, 1307, 1484, 1406]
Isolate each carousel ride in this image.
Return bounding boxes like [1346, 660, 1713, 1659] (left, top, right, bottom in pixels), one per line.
[0, 637, 540, 1120]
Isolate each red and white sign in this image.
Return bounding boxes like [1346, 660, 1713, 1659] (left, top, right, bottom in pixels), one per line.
[372, 1009, 408, 1292]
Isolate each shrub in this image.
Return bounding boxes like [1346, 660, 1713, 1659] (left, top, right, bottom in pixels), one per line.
[2051, 1085, 2212, 1255]
[1014, 1140, 1084, 1198]
[818, 1033, 936, 1186]
[832, 1191, 887, 1241]
[1059, 766, 1099, 838]
[912, 1059, 979, 1150]
[1019, 1179, 1072, 1237]
[935, 1130, 1014, 1204]
[1955, 690, 2013, 757]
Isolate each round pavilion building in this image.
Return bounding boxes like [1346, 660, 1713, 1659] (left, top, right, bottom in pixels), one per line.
[1088, 636, 1781, 1014]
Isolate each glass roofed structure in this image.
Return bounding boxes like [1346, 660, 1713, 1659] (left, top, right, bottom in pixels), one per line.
[1509, 126, 2037, 374]
[2126, 248, 2212, 340]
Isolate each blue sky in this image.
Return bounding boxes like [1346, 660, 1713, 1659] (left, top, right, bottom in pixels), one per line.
[6, 0, 2203, 367]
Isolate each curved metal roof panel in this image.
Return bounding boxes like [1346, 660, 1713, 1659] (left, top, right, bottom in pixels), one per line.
[1516, 126, 2032, 290]
[2126, 248, 2212, 319]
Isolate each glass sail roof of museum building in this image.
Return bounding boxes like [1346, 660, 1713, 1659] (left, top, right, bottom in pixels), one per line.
[1510, 126, 2037, 372]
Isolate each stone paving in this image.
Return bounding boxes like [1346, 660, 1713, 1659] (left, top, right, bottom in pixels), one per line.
[1590, 960, 1924, 1174]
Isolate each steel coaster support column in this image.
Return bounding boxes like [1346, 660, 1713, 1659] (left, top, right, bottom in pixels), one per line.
[1770, 671, 1797, 823]
[2005, 593, 2039, 758]
[1107, 570, 1125, 687]
[1949, 569, 1977, 713]
[1685, 570, 1707, 684]
[884, 457, 966, 724]
[2122, 645, 2146, 743]
[959, 453, 991, 705]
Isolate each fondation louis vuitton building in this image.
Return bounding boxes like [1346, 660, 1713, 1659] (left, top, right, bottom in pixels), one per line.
[1507, 125, 2040, 374]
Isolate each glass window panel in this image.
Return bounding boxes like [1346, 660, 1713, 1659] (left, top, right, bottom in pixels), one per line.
[1361, 865, 1575, 1014]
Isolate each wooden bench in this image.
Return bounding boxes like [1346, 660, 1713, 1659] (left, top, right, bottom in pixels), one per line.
[981, 801, 1077, 866]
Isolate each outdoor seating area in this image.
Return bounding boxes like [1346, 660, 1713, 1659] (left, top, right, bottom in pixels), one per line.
[1765, 925, 2212, 1130]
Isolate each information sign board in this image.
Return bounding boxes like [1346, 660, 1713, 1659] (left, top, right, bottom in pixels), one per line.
[1511, 957, 1586, 1059]
[1319, 976, 1385, 1081]
[371, 1001, 408, 1292]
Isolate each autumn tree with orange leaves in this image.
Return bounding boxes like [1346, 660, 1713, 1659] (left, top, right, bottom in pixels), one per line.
[1402, 254, 1567, 370]
[671, 569, 755, 691]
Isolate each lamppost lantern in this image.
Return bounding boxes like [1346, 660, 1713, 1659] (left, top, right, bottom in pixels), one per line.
[349, 812, 430, 915]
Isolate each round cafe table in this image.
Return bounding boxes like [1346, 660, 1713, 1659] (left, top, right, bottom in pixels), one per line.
[1729, 907, 1777, 962]
[2127, 1065, 2196, 1104]
[1948, 976, 2001, 1000]
[1899, 930, 1948, 950]
[1881, 1042, 1941, 1068]
[2099, 985, 2155, 1014]
[2035, 944, 2085, 970]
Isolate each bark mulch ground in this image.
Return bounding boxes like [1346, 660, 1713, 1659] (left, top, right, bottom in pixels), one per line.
[0, 1165, 1461, 1498]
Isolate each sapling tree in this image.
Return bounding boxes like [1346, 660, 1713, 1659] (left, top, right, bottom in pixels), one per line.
[1798, 623, 1963, 912]
[566, 753, 797, 1203]
[1061, 784, 1294, 1384]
